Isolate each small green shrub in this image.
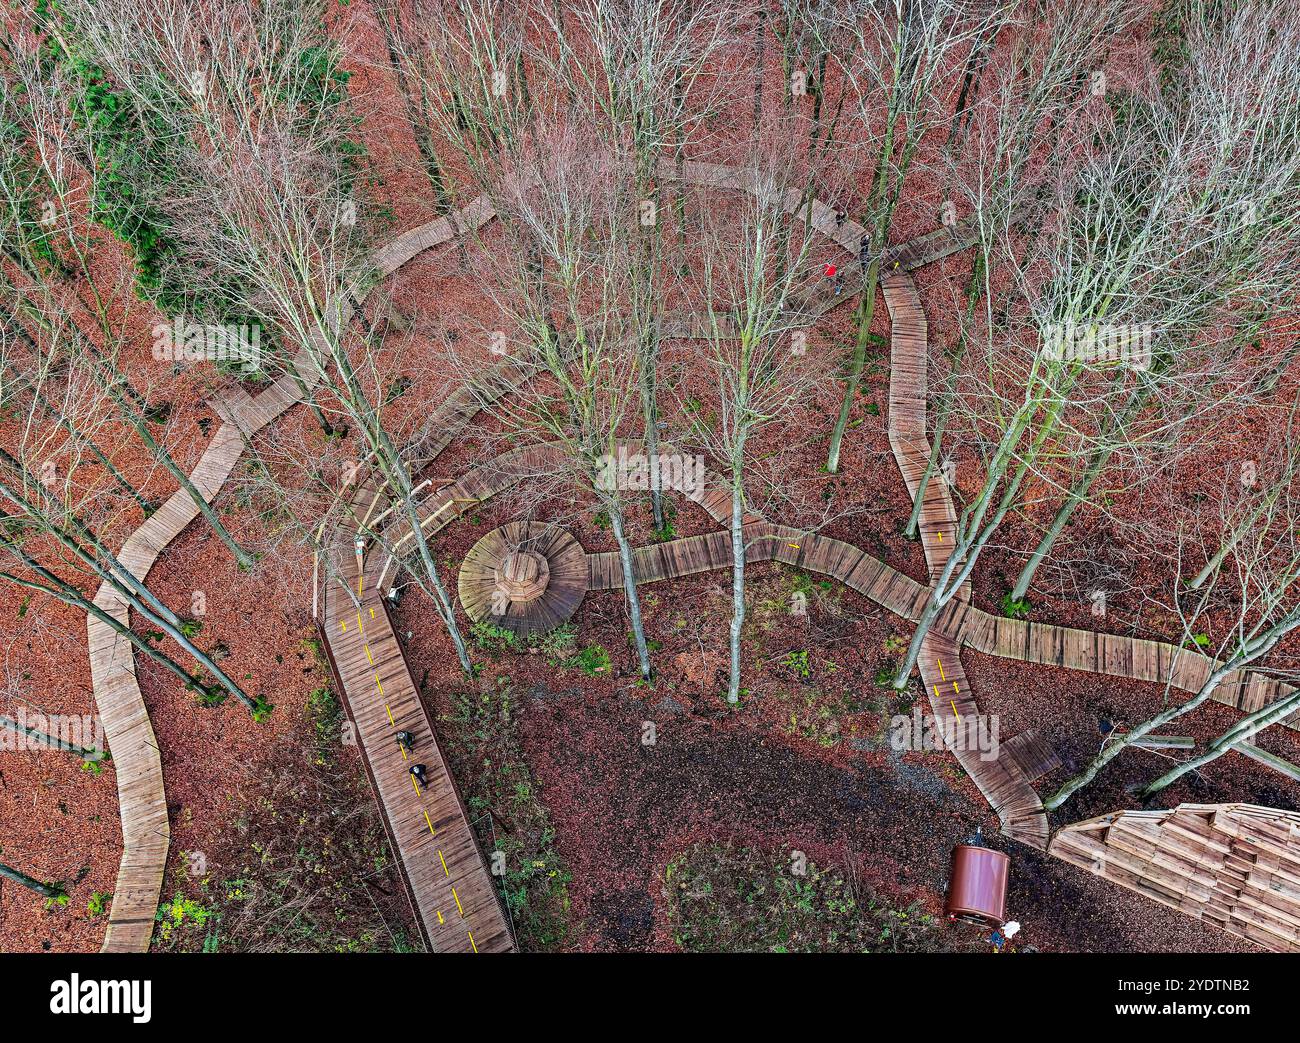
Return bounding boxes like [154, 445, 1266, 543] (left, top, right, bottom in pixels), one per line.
[1000, 593, 1032, 620]
[472, 619, 524, 653]
[537, 623, 577, 662]
[567, 644, 611, 676]
[783, 649, 811, 679]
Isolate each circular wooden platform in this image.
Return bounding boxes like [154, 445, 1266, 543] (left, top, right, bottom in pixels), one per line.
[458, 521, 588, 636]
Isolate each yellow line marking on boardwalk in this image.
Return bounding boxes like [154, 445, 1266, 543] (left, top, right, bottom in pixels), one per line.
[400, 746, 408, 761]
[953, 681, 959, 694]
[468, 931, 478, 952]
[439, 850, 450, 876]
[365, 645, 374, 665]
[452, 887, 464, 916]
[411, 775, 421, 796]
[340, 620, 346, 633]
[370, 607, 375, 619]
[437, 910, 445, 924]
[424, 810, 436, 836]
[937, 659, 946, 682]
[951, 699, 960, 720]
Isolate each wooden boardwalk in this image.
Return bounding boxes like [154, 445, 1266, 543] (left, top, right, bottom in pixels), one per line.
[316, 257, 520, 950]
[876, 267, 1047, 846]
[959, 608, 1300, 730]
[91, 364, 307, 951]
[89, 194, 496, 951]
[319, 549, 514, 952]
[880, 270, 968, 597]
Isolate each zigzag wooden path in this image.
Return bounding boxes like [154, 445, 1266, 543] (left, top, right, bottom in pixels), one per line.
[91, 361, 309, 951]
[90, 193, 497, 951]
[874, 267, 1047, 847]
[86, 157, 1300, 952]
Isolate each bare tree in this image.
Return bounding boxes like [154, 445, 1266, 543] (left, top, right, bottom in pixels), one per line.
[905, 0, 1140, 539]
[677, 158, 824, 703]
[534, 0, 746, 531]
[45, 0, 478, 672]
[1046, 423, 1300, 809]
[823, 0, 1010, 473]
[0, 46, 259, 568]
[450, 123, 657, 679]
[1007, 0, 1300, 604]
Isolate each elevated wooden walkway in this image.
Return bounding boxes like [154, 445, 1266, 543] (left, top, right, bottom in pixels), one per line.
[91, 362, 307, 951]
[880, 270, 968, 598]
[877, 268, 1047, 847]
[89, 193, 496, 951]
[959, 610, 1300, 729]
[314, 196, 516, 952]
[422, 440, 1300, 746]
[319, 548, 514, 952]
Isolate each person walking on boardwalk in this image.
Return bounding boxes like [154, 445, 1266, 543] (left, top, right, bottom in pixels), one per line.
[409, 763, 428, 788]
[395, 730, 415, 752]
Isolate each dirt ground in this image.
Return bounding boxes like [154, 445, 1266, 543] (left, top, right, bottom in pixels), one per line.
[3, 1, 1296, 955]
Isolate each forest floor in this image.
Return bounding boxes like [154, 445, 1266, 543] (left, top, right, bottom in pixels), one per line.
[3, 3, 1297, 954]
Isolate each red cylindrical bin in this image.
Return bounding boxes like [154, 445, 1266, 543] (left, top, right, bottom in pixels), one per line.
[945, 844, 1010, 926]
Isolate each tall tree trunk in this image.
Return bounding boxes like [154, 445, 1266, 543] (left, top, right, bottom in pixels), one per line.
[0, 714, 101, 760]
[826, 256, 882, 473]
[0, 492, 252, 706]
[1044, 665, 1229, 811]
[1009, 446, 1111, 602]
[391, 475, 473, 675]
[1140, 679, 1300, 798]
[1010, 381, 1153, 601]
[827, 120, 899, 474]
[97, 371, 257, 570]
[1045, 612, 1300, 811]
[727, 480, 745, 704]
[893, 594, 944, 690]
[0, 561, 231, 704]
[609, 507, 652, 680]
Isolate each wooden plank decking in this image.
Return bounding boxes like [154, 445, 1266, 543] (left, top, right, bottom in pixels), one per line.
[880, 270, 968, 598]
[1050, 804, 1300, 952]
[90, 194, 495, 951]
[459, 521, 588, 635]
[91, 368, 302, 951]
[877, 267, 1047, 846]
[320, 552, 514, 952]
